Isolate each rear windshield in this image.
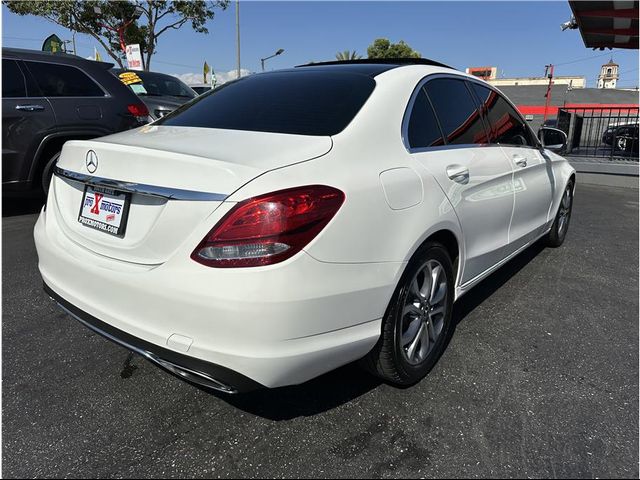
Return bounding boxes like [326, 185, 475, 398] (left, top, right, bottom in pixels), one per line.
[116, 70, 196, 99]
[155, 71, 376, 136]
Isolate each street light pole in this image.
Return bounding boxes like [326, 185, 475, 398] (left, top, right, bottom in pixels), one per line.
[260, 48, 285, 72]
[236, 0, 241, 79]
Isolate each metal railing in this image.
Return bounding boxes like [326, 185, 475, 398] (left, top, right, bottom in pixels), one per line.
[558, 106, 639, 161]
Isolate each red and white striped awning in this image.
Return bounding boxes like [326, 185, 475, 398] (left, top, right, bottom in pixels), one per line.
[569, 1, 639, 49]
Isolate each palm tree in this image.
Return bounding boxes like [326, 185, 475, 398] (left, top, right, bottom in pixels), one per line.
[335, 50, 362, 61]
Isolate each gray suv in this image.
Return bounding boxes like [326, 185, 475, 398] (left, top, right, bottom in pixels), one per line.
[112, 69, 197, 119]
[2, 48, 149, 194]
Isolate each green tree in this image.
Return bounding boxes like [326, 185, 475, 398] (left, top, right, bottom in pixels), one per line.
[3, 0, 228, 70]
[366, 38, 421, 59]
[335, 50, 362, 61]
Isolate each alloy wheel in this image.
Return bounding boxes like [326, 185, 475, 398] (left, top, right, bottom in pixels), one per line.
[558, 184, 572, 236]
[400, 259, 448, 365]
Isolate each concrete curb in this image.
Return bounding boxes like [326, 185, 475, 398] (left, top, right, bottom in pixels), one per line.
[577, 172, 639, 189]
[569, 161, 639, 176]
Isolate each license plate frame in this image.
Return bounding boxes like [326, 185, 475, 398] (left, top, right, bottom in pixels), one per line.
[77, 185, 131, 238]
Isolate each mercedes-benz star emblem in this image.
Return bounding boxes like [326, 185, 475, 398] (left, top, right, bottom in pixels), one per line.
[86, 150, 98, 174]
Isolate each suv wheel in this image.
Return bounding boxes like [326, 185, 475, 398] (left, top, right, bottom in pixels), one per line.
[41, 151, 60, 194]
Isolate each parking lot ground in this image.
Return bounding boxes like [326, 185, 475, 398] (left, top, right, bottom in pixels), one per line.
[2, 183, 638, 478]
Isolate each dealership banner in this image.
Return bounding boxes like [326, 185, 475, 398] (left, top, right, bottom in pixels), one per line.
[126, 44, 143, 71]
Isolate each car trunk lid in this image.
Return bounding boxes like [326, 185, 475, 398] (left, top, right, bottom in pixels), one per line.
[50, 126, 332, 265]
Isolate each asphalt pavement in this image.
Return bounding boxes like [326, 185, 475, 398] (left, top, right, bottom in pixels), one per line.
[2, 183, 638, 478]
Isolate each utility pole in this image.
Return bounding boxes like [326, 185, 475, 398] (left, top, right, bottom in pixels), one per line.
[72, 31, 77, 56]
[236, 0, 241, 79]
[543, 64, 554, 123]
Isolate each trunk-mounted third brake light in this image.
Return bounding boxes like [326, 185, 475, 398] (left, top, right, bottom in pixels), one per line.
[191, 185, 345, 268]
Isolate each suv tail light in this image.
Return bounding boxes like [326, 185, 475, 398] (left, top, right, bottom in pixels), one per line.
[127, 103, 150, 122]
[191, 185, 345, 268]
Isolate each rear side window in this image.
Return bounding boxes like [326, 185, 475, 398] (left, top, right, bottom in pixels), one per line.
[157, 71, 376, 136]
[471, 83, 535, 147]
[24, 61, 105, 97]
[406, 88, 444, 149]
[424, 78, 490, 145]
[2, 60, 27, 97]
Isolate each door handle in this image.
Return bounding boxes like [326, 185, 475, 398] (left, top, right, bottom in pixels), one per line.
[15, 104, 45, 112]
[446, 164, 469, 184]
[513, 155, 527, 168]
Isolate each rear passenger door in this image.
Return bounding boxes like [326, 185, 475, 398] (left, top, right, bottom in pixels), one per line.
[470, 83, 554, 251]
[2, 58, 55, 186]
[22, 60, 111, 134]
[406, 76, 515, 285]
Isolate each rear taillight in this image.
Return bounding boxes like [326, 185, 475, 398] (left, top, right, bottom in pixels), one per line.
[191, 185, 345, 268]
[127, 103, 150, 122]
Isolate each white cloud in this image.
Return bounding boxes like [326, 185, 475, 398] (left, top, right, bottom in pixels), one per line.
[171, 69, 252, 87]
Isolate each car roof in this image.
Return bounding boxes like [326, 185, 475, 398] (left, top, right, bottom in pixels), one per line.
[294, 58, 457, 78]
[2, 47, 114, 69]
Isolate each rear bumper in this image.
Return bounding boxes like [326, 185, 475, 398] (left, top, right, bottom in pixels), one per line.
[44, 282, 262, 393]
[35, 209, 403, 389]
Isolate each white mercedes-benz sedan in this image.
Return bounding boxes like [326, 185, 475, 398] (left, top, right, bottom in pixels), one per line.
[35, 59, 575, 393]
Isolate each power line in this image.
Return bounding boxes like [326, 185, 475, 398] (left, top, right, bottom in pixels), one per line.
[153, 59, 200, 69]
[3, 36, 43, 42]
[4, 35, 96, 50]
[554, 51, 612, 67]
[4, 37, 217, 72]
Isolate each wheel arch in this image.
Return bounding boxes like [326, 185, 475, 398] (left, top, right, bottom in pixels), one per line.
[28, 130, 112, 186]
[402, 224, 464, 290]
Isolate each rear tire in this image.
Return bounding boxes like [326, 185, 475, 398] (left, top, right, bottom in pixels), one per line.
[544, 180, 574, 248]
[362, 241, 454, 386]
[41, 151, 60, 195]
[615, 137, 627, 152]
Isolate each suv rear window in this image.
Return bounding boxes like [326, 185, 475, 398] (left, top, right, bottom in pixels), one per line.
[24, 61, 105, 97]
[115, 70, 196, 99]
[157, 71, 376, 136]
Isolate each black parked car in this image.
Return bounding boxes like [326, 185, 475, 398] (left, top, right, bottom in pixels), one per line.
[2, 48, 149, 194]
[602, 123, 639, 154]
[613, 124, 639, 154]
[113, 69, 197, 119]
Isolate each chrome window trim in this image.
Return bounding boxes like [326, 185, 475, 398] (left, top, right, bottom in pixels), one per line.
[53, 166, 228, 202]
[2, 96, 49, 100]
[408, 143, 489, 154]
[401, 72, 542, 154]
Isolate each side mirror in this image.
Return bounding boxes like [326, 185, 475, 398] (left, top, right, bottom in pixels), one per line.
[538, 127, 567, 154]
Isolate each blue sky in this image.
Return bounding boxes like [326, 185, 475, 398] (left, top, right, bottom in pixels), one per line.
[3, 1, 639, 88]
